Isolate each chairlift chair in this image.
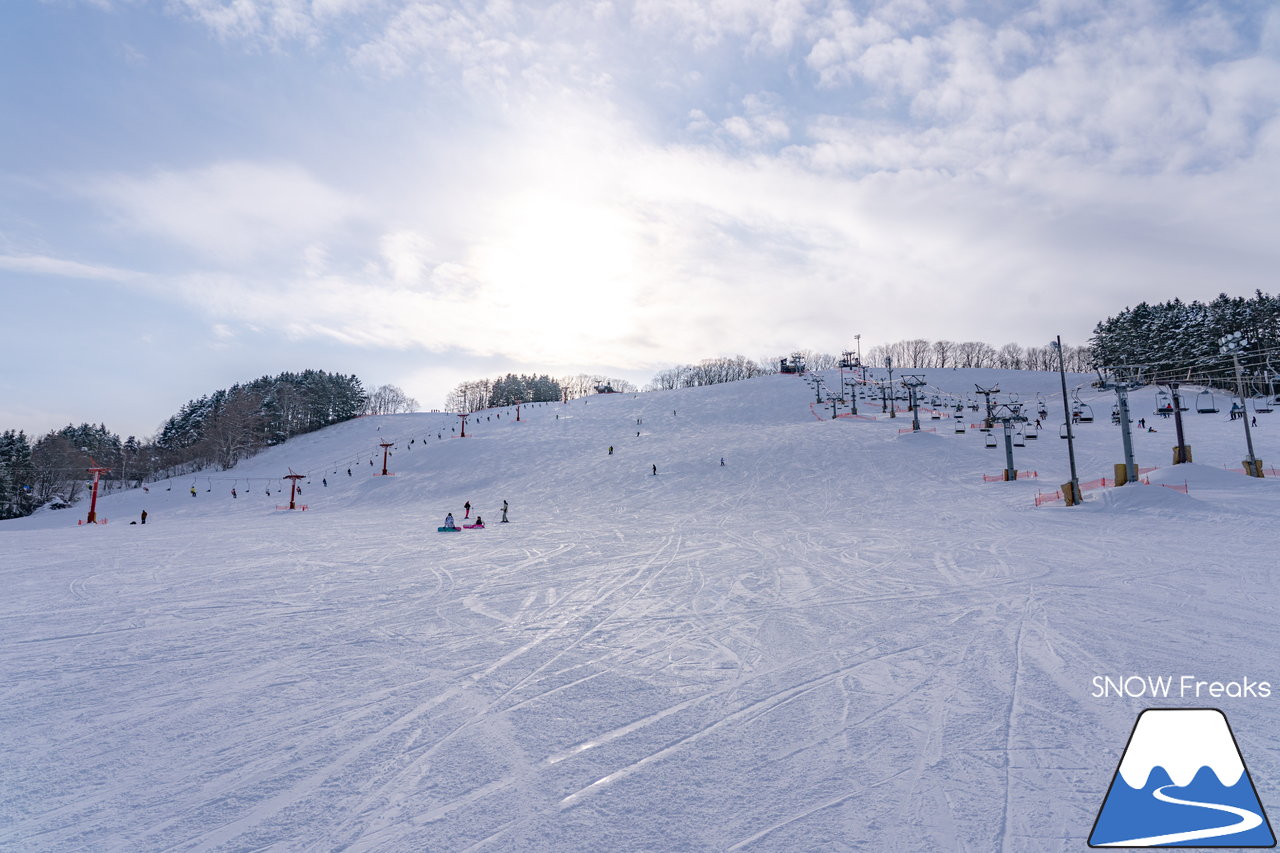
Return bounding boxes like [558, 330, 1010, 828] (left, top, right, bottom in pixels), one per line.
[1077, 403, 1094, 423]
[1059, 423, 1070, 439]
[1013, 430, 1025, 447]
[985, 433, 997, 448]
[1196, 390, 1219, 413]
[1155, 390, 1173, 415]
[1253, 397, 1273, 414]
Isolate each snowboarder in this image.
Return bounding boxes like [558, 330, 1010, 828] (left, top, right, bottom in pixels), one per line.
[608, 446, 613, 455]
[652, 464, 657, 475]
[720, 457, 725, 466]
[231, 488, 237, 499]
[464, 501, 471, 519]
[140, 510, 147, 525]
[190, 486, 197, 498]
[501, 500, 509, 523]
[474, 515, 483, 526]
[322, 478, 327, 487]
[347, 468, 352, 476]
[444, 512, 456, 529]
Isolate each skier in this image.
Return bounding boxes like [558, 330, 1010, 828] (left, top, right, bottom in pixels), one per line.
[637, 431, 640, 437]
[608, 446, 613, 455]
[464, 501, 471, 519]
[501, 500, 509, 523]
[652, 464, 657, 475]
[322, 478, 327, 487]
[474, 515, 483, 526]
[1253, 416, 1259, 427]
[140, 510, 147, 525]
[231, 488, 237, 499]
[190, 486, 197, 498]
[347, 468, 352, 476]
[444, 512, 456, 530]
[720, 457, 725, 466]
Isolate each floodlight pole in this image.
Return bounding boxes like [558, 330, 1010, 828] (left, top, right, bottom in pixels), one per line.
[1053, 337, 1081, 505]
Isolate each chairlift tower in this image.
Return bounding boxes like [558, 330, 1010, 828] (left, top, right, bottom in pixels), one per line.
[282, 471, 306, 510]
[992, 403, 1027, 481]
[974, 385, 999, 430]
[1167, 382, 1192, 464]
[885, 357, 896, 418]
[1099, 376, 1140, 485]
[901, 374, 927, 432]
[85, 458, 111, 525]
[1219, 332, 1263, 477]
[458, 412, 469, 438]
[378, 441, 394, 476]
[843, 380, 859, 416]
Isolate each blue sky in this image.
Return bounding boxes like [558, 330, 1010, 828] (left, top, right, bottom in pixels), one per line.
[3, 0, 1278, 438]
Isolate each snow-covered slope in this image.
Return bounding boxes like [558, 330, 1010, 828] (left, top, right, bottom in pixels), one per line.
[3, 370, 1280, 852]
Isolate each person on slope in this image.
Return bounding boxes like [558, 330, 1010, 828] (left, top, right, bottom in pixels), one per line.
[501, 500, 509, 523]
[608, 446, 613, 455]
[444, 512, 456, 530]
[464, 501, 471, 519]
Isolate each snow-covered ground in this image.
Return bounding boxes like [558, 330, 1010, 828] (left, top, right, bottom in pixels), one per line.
[4, 369, 1280, 852]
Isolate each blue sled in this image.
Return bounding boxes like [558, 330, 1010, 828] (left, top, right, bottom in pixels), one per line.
[437, 526, 462, 532]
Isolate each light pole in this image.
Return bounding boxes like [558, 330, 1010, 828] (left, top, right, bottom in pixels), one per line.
[1219, 332, 1262, 477]
[1052, 337, 1081, 505]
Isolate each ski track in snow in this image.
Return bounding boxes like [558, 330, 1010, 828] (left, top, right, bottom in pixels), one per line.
[3, 371, 1280, 851]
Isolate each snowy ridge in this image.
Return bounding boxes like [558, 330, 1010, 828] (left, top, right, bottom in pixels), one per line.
[1117, 709, 1245, 789]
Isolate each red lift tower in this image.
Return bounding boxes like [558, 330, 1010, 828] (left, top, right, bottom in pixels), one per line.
[278, 471, 307, 511]
[378, 441, 395, 476]
[515, 399, 523, 422]
[84, 458, 111, 525]
[458, 413, 468, 437]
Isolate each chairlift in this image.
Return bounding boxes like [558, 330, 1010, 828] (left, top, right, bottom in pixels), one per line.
[1196, 390, 1219, 413]
[1077, 403, 1094, 423]
[1024, 428, 1038, 440]
[985, 433, 997, 448]
[955, 422, 966, 434]
[1253, 397, 1273, 415]
[1059, 423, 1070, 439]
[1013, 430, 1025, 447]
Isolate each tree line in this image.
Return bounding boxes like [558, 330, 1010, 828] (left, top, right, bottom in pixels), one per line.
[0, 370, 373, 520]
[445, 373, 638, 413]
[645, 342, 1092, 391]
[1090, 291, 1280, 387]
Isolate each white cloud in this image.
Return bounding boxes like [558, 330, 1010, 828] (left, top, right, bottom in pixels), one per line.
[89, 161, 363, 263]
[0, 254, 139, 282]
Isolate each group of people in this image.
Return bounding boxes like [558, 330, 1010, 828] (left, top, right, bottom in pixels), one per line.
[442, 499, 509, 530]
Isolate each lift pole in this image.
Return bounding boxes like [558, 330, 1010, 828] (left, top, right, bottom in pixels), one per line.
[1169, 382, 1191, 464]
[1052, 337, 1081, 505]
[1219, 333, 1262, 476]
[379, 441, 394, 476]
[901, 375, 926, 432]
[85, 459, 111, 524]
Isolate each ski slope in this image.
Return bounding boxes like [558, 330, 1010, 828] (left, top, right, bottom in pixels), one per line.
[4, 369, 1280, 852]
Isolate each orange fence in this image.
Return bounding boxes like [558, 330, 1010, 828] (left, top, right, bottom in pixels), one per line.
[983, 471, 1038, 482]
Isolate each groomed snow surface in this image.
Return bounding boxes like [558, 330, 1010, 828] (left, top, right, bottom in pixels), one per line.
[4, 369, 1280, 852]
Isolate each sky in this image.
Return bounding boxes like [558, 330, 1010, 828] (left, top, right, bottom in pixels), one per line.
[2, 0, 1278, 439]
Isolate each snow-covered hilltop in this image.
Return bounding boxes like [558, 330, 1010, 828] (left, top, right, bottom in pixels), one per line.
[3, 369, 1280, 852]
